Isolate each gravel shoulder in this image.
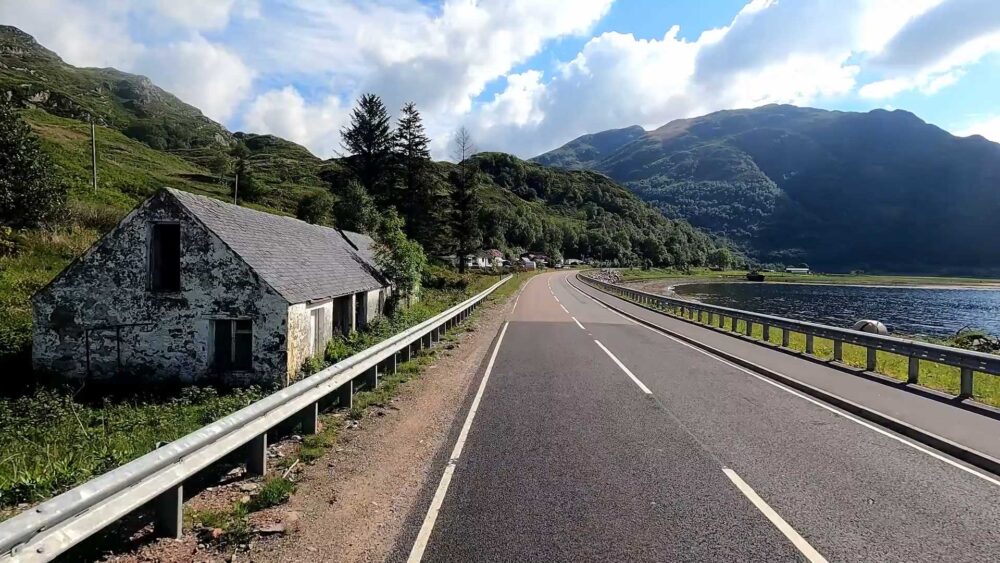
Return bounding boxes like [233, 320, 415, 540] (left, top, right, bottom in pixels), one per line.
[245, 290, 516, 562]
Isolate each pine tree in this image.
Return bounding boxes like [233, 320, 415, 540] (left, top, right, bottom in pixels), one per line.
[448, 127, 482, 273]
[341, 93, 395, 204]
[392, 102, 450, 253]
[0, 102, 63, 228]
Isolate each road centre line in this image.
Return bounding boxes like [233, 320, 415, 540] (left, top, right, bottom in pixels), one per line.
[566, 276, 1000, 488]
[595, 339, 652, 394]
[723, 468, 828, 563]
[572, 316, 586, 330]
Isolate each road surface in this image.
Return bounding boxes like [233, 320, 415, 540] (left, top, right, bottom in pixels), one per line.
[401, 271, 1000, 562]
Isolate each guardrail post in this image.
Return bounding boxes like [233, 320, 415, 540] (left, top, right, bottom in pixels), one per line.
[745, 320, 753, 337]
[154, 484, 183, 539]
[762, 324, 770, 342]
[400, 343, 412, 363]
[248, 434, 267, 476]
[698, 310, 705, 323]
[708, 312, 714, 325]
[805, 334, 814, 355]
[866, 347, 877, 371]
[386, 353, 397, 376]
[338, 380, 353, 409]
[421, 332, 432, 349]
[907, 357, 919, 383]
[300, 402, 319, 435]
[782, 328, 790, 347]
[960, 368, 974, 399]
[718, 314, 725, 329]
[364, 365, 379, 389]
[834, 340, 843, 361]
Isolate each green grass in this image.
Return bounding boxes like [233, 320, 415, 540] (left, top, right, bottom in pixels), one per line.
[246, 476, 296, 511]
[623, 296, 1000, 407]
[0, 270, 524, 517]
[0, 386, 268, 511]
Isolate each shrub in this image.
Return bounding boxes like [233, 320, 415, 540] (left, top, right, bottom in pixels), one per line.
[296, 191, 334, 226]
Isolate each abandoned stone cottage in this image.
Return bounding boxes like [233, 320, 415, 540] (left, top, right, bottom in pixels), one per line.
[32, 188, 390, 386]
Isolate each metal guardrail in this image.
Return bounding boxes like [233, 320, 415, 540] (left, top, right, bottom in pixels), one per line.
[578, 273, 1000, 398]
[0, 275, 511, 562]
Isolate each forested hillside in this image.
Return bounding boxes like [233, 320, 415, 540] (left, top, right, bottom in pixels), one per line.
[534, 104, 1000, 274]
[0, 25, 720, 370]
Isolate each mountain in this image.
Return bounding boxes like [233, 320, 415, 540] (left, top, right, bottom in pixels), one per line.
[534, 105, 1000, 274]
[0, 25, 230, 151]
[0, 26, 721, 368]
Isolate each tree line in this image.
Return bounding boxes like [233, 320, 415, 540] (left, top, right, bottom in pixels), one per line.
[294, 94, 484, 282]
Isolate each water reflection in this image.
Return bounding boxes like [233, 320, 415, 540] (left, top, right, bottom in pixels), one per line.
[672, 282, 1000, 338]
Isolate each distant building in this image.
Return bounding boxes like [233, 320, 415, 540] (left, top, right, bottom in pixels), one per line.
[32, 188, 390, 387]
[784, 267, 811, 274]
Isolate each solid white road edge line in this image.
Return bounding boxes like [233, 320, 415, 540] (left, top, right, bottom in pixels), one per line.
[407, 321, 510, 562]
[568, 278, 1000, 488]
[572, 316, 586, 330]
[723, 468, 828, 563]
[595, 339, 652, 394]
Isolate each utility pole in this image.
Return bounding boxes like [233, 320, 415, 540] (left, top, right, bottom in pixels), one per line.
[91, 120, 98, 193]
[233, 171, 239, 205]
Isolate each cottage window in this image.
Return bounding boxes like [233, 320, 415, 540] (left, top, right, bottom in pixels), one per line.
[213, 319, 253, 371]
[150, 223, 181, 291]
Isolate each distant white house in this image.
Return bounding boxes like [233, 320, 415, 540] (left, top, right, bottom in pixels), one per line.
[785, 267, 811, 274]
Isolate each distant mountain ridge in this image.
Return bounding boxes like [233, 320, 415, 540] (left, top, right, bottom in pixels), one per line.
[533, 104, 1000, 274]
[0, 24, 718, 268]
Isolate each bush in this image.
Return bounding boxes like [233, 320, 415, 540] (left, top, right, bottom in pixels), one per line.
[422, 264, 470, 290]
[296, 191, 334, 226]
[324, 336, 355, 364]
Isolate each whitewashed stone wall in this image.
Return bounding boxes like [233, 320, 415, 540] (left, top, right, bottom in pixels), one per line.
[31, 192, 290, 386]
[286, 299, 335, 381]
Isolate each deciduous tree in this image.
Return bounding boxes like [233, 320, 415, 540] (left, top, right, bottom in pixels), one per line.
[448, 127, 482, 273]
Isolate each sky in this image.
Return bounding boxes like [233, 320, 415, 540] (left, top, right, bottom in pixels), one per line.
[2, 0, 999, 159]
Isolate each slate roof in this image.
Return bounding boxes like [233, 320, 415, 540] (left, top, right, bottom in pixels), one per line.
[166, 188, 386, 304]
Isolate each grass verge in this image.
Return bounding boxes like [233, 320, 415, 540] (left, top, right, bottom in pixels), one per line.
[611, 291, 1000, 408]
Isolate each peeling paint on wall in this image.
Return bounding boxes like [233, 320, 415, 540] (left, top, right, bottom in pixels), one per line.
[32, 192, 289, 386]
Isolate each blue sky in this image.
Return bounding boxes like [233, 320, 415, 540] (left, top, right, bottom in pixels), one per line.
[2, 0, 999, 158]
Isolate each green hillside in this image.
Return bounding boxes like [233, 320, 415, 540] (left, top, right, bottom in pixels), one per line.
[534, 104, 1000, 274]
[0, 25, 721, 373]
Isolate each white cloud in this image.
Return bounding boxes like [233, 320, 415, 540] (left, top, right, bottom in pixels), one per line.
[134, 36, 254, 122]
[470, 0, 870, 156]
[243, 87, 349, 157]
[3, 0, 1000, 160]
[0, 0, 139, 68]
[954, 115, 1000, 142]
[154, 0, 258, 31]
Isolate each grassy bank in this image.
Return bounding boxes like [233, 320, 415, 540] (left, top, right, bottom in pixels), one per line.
[616, 267, 1000, 288]
[0, 270, 521, 516]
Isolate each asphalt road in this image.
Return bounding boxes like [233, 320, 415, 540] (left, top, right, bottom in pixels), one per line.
[405, 271, 1000, 562]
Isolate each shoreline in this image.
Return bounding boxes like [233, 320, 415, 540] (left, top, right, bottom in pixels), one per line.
[630, 278, 1000, 293]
